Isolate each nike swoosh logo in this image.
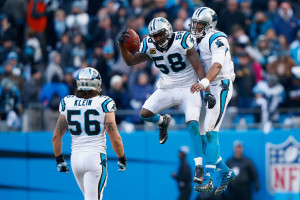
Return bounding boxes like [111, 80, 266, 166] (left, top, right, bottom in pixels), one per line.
[211, 84, 218, 86]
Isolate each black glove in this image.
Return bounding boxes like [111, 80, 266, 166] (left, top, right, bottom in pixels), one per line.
[55, 154, 69, 173]
[117, 31, 130, 45]
[204, 92, 216, 109]
[117, 154, 127, 172]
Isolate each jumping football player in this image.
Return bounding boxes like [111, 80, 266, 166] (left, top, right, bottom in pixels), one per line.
[190, 7, 237, 194]
[117, 17, 216, 185]
[52, 67, 127, 200]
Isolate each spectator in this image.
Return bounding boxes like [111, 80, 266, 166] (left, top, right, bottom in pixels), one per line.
[128, 0, 144, 17]
[226, 140, 260, 200]
[240, 0, 253, 32]
[249, 11, 273, 43]
[0, 78, 22, 129]
[273, 2, 298, 44]
[39, 74, 69, 130]
[267, 52, 295, 90]
[218, 0, 246, 35]
[66, 1, 89, 36]
[23, 67, 42, 108]
[69, 33, 86, 69]
[265, 0, 278, 22]
[107, 75, 130, 124]
[145, 0, 171, 24]
[289, 67, 300, 109]
[53, 9, 66, 40]
[57, 32, 72, 69]
[24, 28, 42, 65]
[64, 68, 76, 95]
[0, 36, 22, 65]
[129, 72, 153, 124]
[0, 14, 16, 44]
[171, 146, 192, 200]
[174, 18, 185, 32]
[89, 44, 110, 89]
[45, 51, 63, 83]
[290, 30, 300, 65]
[253, 74, 284, 132]
[235, 52, 257, 108]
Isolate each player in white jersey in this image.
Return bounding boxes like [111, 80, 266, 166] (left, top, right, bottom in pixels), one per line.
[189, 7, 237, 195]
[52, 67, 127, 200]
[117, 17, 216, 185]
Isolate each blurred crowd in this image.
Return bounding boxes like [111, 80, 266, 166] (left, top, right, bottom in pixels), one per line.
[0, 0, 299, 131]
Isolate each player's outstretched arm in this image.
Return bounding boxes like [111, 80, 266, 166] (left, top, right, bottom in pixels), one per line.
[117, 31, 150, 66]
[105, 112, 127, 171]
[52, 114, 69, 173]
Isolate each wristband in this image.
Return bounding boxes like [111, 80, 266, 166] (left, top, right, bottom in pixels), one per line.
[199, 78, 210, 89]
[55, 154, 64, 164]
[118, 154, 127, 164]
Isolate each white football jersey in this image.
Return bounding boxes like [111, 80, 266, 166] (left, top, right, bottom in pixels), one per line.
[59, 95, 117, 154]
[194, 30, 235, 83]
[140, 31, 198, 88]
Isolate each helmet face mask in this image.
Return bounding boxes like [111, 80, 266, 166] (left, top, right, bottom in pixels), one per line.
[148, 17, 173, 50]
[190, 7, 218, 38]
[150, 29, 169, 49]
[76, 67, 102, 92]
[190, 20, 209, 38]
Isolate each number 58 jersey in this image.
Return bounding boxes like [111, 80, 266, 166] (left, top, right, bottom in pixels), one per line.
[140, 31, 198, 88]
[59, 95, 117, 154]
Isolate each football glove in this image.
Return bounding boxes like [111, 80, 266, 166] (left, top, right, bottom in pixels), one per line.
[56, 154, 69, 174]
[117, 31, 130, 45]
[117, 154, 127, 172]
[204, 92, 216, 109]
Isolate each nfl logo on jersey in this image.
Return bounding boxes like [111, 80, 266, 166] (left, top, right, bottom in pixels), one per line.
[266, 136, 300, 194]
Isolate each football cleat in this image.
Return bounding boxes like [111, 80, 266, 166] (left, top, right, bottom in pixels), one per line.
[215, 169, 236, 195]
[158, 114, 171, 144]
[193, 165, 204, 184]
[194, 179, 213, 193]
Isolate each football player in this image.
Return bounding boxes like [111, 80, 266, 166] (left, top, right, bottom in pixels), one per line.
[117, 17, 216, 185]
[190, 7, 237, 195]
[52, 67, 127, 200]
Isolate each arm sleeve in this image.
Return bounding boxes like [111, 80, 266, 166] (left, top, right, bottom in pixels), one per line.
[211, 36, 229, 67]
[101, 97, 117, 113]
[180, 32, 194, 55]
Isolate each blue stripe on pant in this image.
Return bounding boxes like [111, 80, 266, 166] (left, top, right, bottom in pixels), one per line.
[214, 79, 230, 129]
[98, 153, 107, 199]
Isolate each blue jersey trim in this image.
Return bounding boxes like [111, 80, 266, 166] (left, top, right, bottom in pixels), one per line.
[209, 32, 227, 51]
[102, 98, 113, 112]
[142, 38, 148, 54]
[181, 32, 190, 49]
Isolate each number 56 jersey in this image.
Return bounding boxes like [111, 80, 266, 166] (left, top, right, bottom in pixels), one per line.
[59, 95, 117, 154]
[140, 31, 198, 88]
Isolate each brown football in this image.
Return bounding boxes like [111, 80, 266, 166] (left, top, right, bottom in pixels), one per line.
[124, 29, 140, 54]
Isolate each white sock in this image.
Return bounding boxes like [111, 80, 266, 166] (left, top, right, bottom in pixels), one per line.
[194, 157, 203, 166]
[156, 116, 163, 125]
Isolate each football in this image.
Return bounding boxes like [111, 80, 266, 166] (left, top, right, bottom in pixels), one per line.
[124, 29, 140, 54]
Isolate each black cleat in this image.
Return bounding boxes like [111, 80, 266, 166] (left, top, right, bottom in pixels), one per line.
[158, 114, 171, 144]
[194, 179, 214, 193]
[193, 165, 204, 184]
